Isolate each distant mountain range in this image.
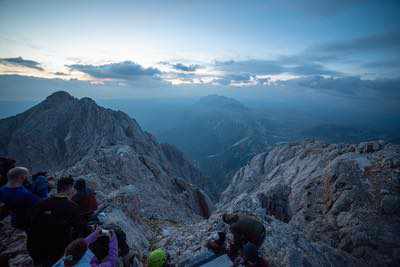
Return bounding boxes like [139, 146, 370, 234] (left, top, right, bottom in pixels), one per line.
[155, 95, 393, 199]
[158, 95, 275, 199]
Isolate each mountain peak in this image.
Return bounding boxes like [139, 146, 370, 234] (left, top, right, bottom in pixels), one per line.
[45, 91, 74, 105]
[196, 95, 247, 111]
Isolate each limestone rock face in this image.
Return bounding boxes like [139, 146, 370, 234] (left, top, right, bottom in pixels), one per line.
[219, 140, 400, 266]
[0, 91, 214, 224]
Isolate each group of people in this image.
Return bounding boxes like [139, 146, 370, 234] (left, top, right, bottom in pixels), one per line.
[1, 163, 270, 267]
[0, 166, 106, 267]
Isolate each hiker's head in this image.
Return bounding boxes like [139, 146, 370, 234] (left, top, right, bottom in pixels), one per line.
[74, 178, 87, 193]
[222, 213, 239, 224]
[57, 176, 75, 197]
[7, 167, 30, 185]
[90, 235, 110, 261]
[148, 248, 167, 267]
[243, 242, 258, 262]
[63, 238, 87, 267]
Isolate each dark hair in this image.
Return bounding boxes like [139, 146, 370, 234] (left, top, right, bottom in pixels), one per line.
[64, 238, 87, 267]
[57, 176, 74, 193]
[89, 235, 110, 261]
[74, 178, 87, 193]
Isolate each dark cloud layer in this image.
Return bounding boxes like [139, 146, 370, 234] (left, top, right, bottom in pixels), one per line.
[295, 75, 400, 100]
[311, 31, 400, 58]
[0, 57, 44, 71]
[172, 63, 200, 72]
[67, 61, 160, 80]
[296, 31, 400, 66]
[215, 59, 341, 78]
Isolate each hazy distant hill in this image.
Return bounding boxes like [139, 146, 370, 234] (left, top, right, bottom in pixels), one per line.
[158, 95, 275, 199]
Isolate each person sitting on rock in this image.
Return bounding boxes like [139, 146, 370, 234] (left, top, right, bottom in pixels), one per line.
[0, 167, 39, 230]
[72, 178, 98, 222]
[27, 176, 87, 266]
[222, 213, 266, 260]
[53, 226, 118, 267]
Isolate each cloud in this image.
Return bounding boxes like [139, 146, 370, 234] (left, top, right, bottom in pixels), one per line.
[293, 31, 400, 65]
[67, 61, 161, 80]
[0, 57, 44, 71]
[294, 75, 400, 100]
[314, 31, 400, 54]
[362, 59, 400, 69]
[288, 63, 340, 76]
[53, 71, 69, 76]
[172, 63, 200, 72]
[215, 59, 341, 78]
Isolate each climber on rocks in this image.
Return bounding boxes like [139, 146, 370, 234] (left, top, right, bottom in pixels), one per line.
[0, 167, 39, 230]
[27, 176, 88, 266]
[222, 213, 266, 260]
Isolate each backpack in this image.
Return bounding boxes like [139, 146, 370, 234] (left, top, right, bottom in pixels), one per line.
[103, 224, 130, 257]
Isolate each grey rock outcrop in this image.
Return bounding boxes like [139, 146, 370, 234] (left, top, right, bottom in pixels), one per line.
[155, 212, 363, 267]
[219, 140, 400, 266]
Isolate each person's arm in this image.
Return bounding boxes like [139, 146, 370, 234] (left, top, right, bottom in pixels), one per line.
[98, 231, 118, 267]
[84, 227, 100, 245]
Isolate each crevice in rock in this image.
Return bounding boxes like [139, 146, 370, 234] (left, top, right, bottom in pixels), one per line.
[258, 185, 292, 223]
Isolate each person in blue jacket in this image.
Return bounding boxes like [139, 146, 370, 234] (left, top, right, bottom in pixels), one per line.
[0, 167, 39, 230]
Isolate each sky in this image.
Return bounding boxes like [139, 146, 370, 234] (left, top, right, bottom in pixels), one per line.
[0, 0, 399, 100]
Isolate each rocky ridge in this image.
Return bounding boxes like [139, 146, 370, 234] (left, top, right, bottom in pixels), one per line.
[218, 140, 400, 266]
